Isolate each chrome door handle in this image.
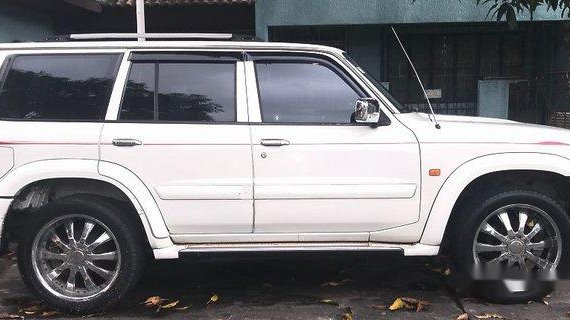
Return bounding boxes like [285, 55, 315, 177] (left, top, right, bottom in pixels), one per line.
[260, 139, 290, 147]
[112, 138, 142, 147]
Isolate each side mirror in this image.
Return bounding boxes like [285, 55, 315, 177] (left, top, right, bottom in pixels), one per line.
[354, 98, 381, 124]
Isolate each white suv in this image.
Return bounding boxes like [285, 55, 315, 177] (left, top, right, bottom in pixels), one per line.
[0, 35, 569, 313]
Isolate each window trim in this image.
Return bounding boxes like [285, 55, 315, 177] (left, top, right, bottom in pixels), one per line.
[117, 53, 241, 124]
[248, 53, 390, 126]
[0, 55, 14, 98]
[129, 51, 242, 63]
[0, 52, 123, 123]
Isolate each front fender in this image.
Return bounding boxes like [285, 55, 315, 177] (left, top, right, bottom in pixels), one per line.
[420, 152, 570, 245]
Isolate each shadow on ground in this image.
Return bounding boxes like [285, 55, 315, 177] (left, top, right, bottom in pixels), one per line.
[1, 252, 570, 319]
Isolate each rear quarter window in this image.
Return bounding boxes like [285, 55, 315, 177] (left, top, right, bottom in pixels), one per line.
[0, 53, 122, 121]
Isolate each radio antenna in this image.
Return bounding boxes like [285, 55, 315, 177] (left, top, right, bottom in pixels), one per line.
[390, 26, 441, 129]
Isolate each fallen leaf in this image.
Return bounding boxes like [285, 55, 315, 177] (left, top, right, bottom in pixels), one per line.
[543, 298, 550, 306]
[389, 297, 429, 312]
[207, 294, 219, 305]
[321, 279, 351, 287]
[457, 313, 470, 320]
[142, 296, 184, 313]
[39, 311, 61, 318]
[322, 281, 341, 287]
[81, 313, 103, 318]
[143, 296, 164, 307]
[443, 268, 452, 276]
[0, 313, 23, 319]
[430, 267, 443, 273]
[320, 299, 339, 306]
[341, 313, 353, 320]
[389, 298, 409, 311]
[175, 305, 191, 311]
[475, 313, 506, 319]
[161, 300, 179, 309]
[20, 301, 41, 315]
[416, 301, 426, 312]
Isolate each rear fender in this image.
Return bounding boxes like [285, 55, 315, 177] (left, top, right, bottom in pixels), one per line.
[0, 159, 172, 249]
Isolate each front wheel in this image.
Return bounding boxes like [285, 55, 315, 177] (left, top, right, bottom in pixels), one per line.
[450, 188, 570, 303]
[17, 195, 146, 314]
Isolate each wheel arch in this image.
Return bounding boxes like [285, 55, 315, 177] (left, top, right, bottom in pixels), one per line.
[0, 159, 172, 250]
[420, 152, 570, 246]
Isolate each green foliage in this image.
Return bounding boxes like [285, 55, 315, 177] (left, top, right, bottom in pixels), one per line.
[477, 0, 570, 22]
[414, 0, 569, 27]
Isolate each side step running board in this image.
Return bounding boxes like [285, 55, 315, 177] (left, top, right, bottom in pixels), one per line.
[153, 243, 440, 259]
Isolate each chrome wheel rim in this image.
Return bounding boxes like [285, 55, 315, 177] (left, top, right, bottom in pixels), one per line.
[31, 214, 121, 301]
[473, 204, 562, 271]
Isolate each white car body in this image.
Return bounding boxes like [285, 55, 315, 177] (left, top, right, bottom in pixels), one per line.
[1, 40, 569, 260]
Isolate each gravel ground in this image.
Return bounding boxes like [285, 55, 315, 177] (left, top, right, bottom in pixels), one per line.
[1, 251, 569, 320]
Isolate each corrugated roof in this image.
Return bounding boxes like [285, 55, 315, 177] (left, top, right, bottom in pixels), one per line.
[99, 0, 254, 6]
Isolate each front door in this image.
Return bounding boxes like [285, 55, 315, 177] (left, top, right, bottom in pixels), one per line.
[246, 53, 421, 239]
[100, 52, 254, 235]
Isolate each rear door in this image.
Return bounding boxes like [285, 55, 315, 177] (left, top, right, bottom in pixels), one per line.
[100, 51, 254, 235]
[0, 51, 121, 168]
[246, 52, 421, 239]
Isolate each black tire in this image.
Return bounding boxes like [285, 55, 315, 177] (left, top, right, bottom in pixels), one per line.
[17, 195, 146, 314]
[450, 187, 570, 304]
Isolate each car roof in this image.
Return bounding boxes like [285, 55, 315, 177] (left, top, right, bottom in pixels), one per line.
[0, 40, 346, 56]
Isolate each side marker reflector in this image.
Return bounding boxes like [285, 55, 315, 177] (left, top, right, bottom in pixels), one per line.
[429, 169, 441, 177]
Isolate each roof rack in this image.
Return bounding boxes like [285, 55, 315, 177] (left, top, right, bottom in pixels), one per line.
[74, 33, 233, 40]
[46, 33, 261, 42]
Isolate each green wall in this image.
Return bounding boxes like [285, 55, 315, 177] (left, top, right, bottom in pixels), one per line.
[0, 2, 54, 43]
[256, 0, 567, 40]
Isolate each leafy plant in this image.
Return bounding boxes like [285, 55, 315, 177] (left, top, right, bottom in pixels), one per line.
[477, 0, 570, 24]
[414, 0, 570, 27]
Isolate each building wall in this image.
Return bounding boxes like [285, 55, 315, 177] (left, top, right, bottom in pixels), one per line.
[51, 4, 255, 35]
[531, 23, 570, 115]
[347, 26, 383, 81]
[0, 2, 54, 42]
[256, 0, 566, 40]
[258, 1, 569, 123]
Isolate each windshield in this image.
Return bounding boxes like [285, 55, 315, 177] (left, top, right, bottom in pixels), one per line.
[342, 53, 412, 113]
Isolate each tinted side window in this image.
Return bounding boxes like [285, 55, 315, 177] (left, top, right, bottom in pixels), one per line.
[120, 62, 236, 122]
[0, 54, 121, 120]
[255, 60, 362, 124]
[120, 63, 155, 120]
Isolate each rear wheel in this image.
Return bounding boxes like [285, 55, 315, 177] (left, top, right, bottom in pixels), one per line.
[450, 187, 570, 303]
[17, 195, 146, 314]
